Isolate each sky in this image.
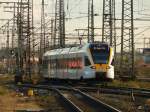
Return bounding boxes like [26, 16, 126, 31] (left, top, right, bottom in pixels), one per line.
[0, 0, 150, 50]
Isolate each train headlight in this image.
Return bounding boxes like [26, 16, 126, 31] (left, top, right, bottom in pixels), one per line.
[106, 66, 111, 69]
[90, 66, 96, 69]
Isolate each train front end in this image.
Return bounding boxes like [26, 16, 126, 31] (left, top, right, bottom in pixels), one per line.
[89, 43, 114, 80]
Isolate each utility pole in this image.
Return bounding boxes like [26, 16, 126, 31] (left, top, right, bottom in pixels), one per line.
[6, 22, 10, 51]
[27, 0, 32, 79]
[31, 0, 35, 66]
[12, 3, 16, 49]
[6, 22, 10, 73]
[39, 0, 45, 74]
[50, 19, 54, 49]
[120, 0, 135, 79]
[54, 0, 65, 48]
[88, 0, 94, 43]
[40, 0, 46, 55]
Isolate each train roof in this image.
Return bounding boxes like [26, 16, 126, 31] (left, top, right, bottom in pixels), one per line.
[143, 48, 150, 54]
[43, 42, 111, 59]
[43, 43, 89, 58]
[143, 48, 150, 51]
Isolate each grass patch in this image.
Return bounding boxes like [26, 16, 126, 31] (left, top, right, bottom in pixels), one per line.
[137, 67, 150, 77]
[0, 86, 9, 95]
[35, 95, 57, 108]
[0, 74, 14, 95]
[107, 80, 150, 89]
[0, 74, 14, 84]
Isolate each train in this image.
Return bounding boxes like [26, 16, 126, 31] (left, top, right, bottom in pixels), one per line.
[143, 48, 150, 64]
[42, 42, 114, 81]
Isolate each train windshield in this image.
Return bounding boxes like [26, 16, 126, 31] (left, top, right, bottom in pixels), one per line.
[90, 44, 110, 64]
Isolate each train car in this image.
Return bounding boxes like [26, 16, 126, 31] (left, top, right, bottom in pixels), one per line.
[143, 48, 150, 64]
[42, 42, 114, 80]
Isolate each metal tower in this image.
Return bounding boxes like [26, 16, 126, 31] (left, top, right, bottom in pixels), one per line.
[54, 0, 65, 48]
[102, 0, 116, 46]
[120, 0, 135, 79]
[88, 0, 94, 43]
[40, 0, 46, 56]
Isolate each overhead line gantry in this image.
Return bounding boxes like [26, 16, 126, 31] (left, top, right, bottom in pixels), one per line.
[54, 0, 65, 48]
[102, 0, 116, 46]
[120, 0, 135, 79]
[88, 0, 94, 43]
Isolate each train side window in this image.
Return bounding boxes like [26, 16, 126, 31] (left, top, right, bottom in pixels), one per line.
[43, 60, 48, 68]
[50, 59, 53, 69]
[60, 59, 63, 69]
[84, 56, 91, 66]
[57, 59, 60, 69]
[55, 59, 58, 69]
[63, 59, 67, 69]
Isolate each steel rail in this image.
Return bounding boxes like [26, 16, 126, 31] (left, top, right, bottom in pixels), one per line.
[16, 84, 121, 112]
[75, 86, 150, 97]
[18, 83, 150, 97]
[43, 82, 150, 97]
[16, 84, 82, 112]
[53, 88, 83, 112]
[50, 86, 121, 112]
[71, 88, 121, 112]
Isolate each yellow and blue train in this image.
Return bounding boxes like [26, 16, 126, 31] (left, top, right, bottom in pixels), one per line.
[42, 42, 114, 80]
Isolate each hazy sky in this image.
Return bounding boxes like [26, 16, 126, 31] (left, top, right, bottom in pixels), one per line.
[0, 0, 150, 49]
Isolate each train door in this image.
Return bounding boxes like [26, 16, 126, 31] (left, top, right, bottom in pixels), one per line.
[42, 59, 49, 78]
[72, 56, 81, 80]
[68, 58, 74, 79]
[76, 56, 84, 80]
[63, 58, 68, 79]
[83, 56, 95, 79]
[50, 59, 55, 78]
[58, 58, 65, 79]
[48, 59, 51, 78]
[55, 58, 59, 79]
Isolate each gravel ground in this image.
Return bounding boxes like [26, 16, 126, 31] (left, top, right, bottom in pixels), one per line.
[90, 92, 149, 112]
[0, 91, 43, 112]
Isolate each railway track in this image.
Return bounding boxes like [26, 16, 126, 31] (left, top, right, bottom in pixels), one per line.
[55, 88, 121, 112]
[74, 85, 150, 111]
[16, 84, 121, 112]
[37, 80, 150, 97]
[14, 83, 150, 112]
[74, 86, 150, 98]
[17, 82, 150, 97]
